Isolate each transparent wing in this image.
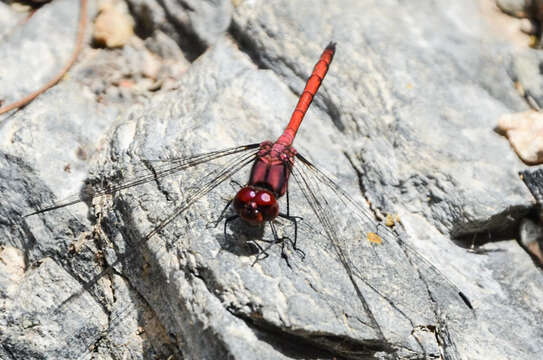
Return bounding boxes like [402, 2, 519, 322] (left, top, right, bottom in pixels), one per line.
[141, 146, 259, 240]
[24, 143, 260, 217]
[291, 153, 473, 317]
[47, 147, 260, 360]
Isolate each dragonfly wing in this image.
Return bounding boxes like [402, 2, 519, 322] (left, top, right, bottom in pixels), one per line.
[24, 143, 260, 217]
[291, 153, 473, 348]
[140, 148, 258, 241]
[37, 148, 260, 360]
[294, 153, 472, 307]
[67, 145, 259, 287]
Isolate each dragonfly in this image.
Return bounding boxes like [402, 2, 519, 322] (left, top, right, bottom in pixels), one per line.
[24, 42, 473, 315]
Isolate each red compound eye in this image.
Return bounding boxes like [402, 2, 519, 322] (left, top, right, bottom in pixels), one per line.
[234, 186, 279, 225]
[234, 187, 256, 206]
[255, 191, 273, 206]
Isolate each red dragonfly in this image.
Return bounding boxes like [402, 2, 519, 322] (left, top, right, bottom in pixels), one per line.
[25, 43, 472, 311]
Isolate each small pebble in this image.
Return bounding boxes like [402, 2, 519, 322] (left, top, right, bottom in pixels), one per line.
[497, 110, 543, 164]
[93, 0, 134, 48]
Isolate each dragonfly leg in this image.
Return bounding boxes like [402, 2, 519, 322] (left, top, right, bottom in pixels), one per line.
[284, 164, 296, 218]
[214, 199, 234, 228]
[286, 182, 291, 217]
[229, 179, 244, 190]
[269, 221, 293, 268]
[251, 240, 272, 266]
[251, 221, 295, 266]
[281, 183, 305, 259]
[278, 213, 305, 260]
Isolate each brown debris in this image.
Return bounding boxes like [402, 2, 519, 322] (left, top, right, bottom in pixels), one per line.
[367, 232, 383, 245]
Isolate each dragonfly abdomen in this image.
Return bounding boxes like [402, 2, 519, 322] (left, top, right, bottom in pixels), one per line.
[276, 42, 336, 147]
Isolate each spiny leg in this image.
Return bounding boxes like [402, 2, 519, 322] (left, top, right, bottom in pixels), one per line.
[250, 239, 270, 266]
[251, 221, 286, 266]
[282, 181, 305, 258]
[286, 178, 291, 217]
[229, 179, 244, 189]
[214, 199, 233, 228]
[284, 161, 294, 218]
[278, 212, 305, 260]
[271, 221, 293, 268]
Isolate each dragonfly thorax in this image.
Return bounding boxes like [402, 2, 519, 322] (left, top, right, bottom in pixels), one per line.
[233, 186, 279, 225]
[248, 141, 296, 198]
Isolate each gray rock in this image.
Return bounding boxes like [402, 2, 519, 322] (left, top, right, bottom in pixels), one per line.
[0, 2, 25, 42]
[510, 48, 543, 109]
[0, 253, 108, 359]
[0, 1, 186, 358]
[0, 246, 180, 359]
[1, 0, 543, 359]
[126, 0, 232, 57]
[0, 0, 96, 109]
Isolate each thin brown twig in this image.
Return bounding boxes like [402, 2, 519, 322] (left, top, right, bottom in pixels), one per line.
[0, 0, 88, 116]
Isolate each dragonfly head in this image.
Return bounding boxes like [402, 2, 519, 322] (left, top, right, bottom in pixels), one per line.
[234, 186, 279, 225]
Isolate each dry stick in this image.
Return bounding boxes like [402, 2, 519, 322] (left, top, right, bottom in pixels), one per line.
[0, 0, 88, 116]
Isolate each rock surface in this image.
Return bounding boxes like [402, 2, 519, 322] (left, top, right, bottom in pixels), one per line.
[509, 47, 543, 109]
[126, 0, 232, 59]
[1, 0, 542, 359]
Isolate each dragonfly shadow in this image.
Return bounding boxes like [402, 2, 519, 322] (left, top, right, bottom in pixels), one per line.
[213, 216, 267, 258]
[210, 212, 309, 270]
[453, 230, 511, 255]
